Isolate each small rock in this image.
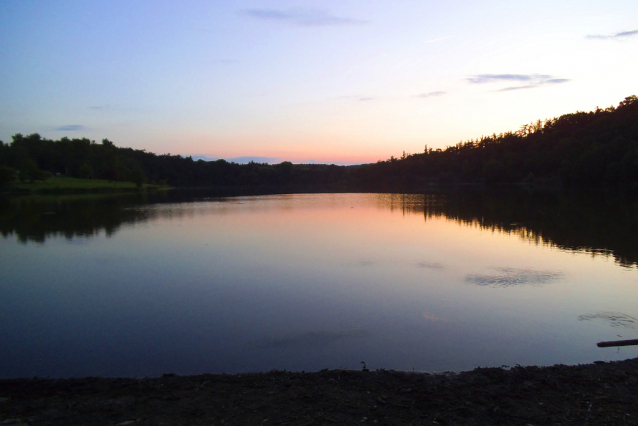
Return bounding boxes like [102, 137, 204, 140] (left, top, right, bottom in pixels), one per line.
[115, 421, 136, 426]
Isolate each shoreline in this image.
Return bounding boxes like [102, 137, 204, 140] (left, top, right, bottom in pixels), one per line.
[1, 176, 170, 195]
[2, 358, 637, 425]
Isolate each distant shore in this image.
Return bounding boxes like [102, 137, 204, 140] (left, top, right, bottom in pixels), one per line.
[1, 358, 637, 425]
[4, 177, 630, 198]
[2, 176, 171, 195]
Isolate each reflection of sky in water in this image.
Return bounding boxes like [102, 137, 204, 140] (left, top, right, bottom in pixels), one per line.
[255, 330, 370, 349]
[1, 193, 638, 378]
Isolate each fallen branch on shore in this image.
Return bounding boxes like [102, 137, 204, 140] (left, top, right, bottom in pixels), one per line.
[597, 339, 638, 347]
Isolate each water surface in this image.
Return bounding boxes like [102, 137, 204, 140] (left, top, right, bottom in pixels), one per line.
[1, 190, 637, 378]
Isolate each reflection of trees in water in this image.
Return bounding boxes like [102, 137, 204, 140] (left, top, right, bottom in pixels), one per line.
[0, 188, 285, 244]
[0, 194, 154, 243]
[3, 189, 638, 269]
[578, 312, 637, 328]
[466, 267, 563, 287]
[379, 190, 638, 268]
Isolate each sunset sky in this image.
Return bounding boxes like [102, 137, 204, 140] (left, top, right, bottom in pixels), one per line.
[1, 1, 637, 164]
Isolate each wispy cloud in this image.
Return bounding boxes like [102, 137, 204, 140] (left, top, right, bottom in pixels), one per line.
[89, 105, 111, 111]
[423, 312, 446, 322]
[417, 91, 446, 98]
[424, 36, 452, 44]
[467, 74, 570, 91]
[498, 79, 569, 91]
[337, 95, 375, 101]
[416, 261, 444, 269]
[55, 125, 85, 131]
[241, 8, 368, 26]
[587, 29, 638, 40]
[467, 74, 549, 84]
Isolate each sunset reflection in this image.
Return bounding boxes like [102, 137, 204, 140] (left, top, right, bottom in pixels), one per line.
[1, 191, 638, 378]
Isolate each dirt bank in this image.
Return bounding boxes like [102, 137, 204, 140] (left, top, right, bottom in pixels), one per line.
[1, 358, 637, 425]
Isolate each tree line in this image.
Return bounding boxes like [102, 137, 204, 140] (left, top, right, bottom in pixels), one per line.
[0, 134, 355, 187]
[361, 95, 638, 187]
[1, 95, 637, 188]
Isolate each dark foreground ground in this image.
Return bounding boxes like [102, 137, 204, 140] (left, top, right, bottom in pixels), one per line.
[1, 359, 637, 426]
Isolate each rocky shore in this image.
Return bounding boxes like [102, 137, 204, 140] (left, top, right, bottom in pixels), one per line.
[1, 358, 637, 425]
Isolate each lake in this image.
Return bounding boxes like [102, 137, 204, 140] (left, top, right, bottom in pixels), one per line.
[1, 189, 637, 378]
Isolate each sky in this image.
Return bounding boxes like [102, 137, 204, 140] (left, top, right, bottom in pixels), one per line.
[1, 1, 637, 164]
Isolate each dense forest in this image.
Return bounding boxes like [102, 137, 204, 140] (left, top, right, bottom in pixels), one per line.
[362, 95, 638, 187]
[1, 95, 637, 188]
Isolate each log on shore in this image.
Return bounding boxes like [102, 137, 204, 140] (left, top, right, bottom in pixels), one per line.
[597, 339, 638, 347]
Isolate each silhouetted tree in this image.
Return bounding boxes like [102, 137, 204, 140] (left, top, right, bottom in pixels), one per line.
[0, 165, 16, 186]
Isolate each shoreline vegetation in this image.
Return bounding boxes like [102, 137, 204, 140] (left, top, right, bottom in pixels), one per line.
[3, 176, 170, 195]
[1, 358, 637, 425]
[1, 95, 637, 192]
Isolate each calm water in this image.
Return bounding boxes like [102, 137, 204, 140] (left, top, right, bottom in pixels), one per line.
[1, 189, 638, 378]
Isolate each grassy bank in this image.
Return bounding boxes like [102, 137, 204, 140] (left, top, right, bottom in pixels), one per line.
[4, 176, 170, 194]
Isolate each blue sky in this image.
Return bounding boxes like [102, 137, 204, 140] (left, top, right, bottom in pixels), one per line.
[1, 0, 637, 164]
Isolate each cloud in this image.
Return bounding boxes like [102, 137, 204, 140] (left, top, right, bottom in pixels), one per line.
[466, 267, 563, 288]
[55, 125, 85, 131]
[423, 312, 446, 322]
[241, 8, 368, 26]
[498, 79, 570, 91]
[337, 95, 375, 101]
[342, 260, 375, 267]
[467, 74, 570, 91]
[424, 36, 452, 44]
[415, 261, 444, 269]
[467, 74, 549, 84]
[587, 29, 638, 39]
[417, 91, 446, 98]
